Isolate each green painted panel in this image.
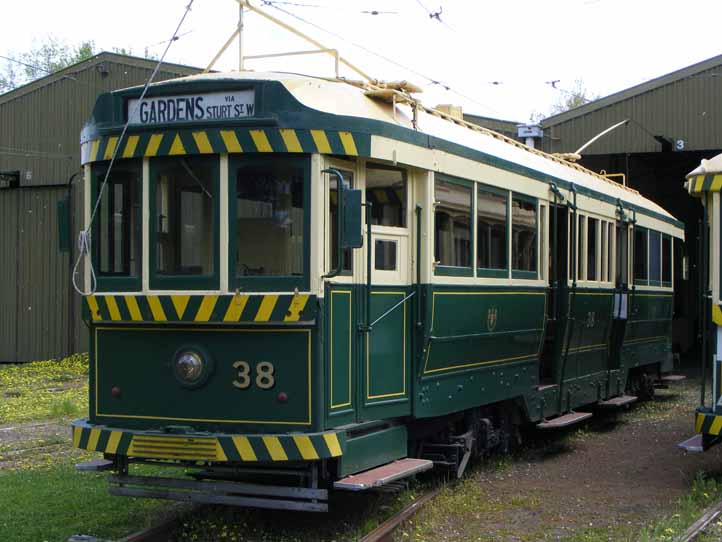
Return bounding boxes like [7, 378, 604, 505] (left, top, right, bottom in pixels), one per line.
[338, 425, 407, 476]
[562, 291, 614, 379]
[625, 293, 673, 343]
[423, 288, 546, 375]
[92, 327, 316, 432]
[329, 289, 353, 411]
[366, 291, 408, 401]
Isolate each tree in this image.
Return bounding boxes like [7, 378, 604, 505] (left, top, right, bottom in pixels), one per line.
[0, 37, 97, 93]
[0, 60, 18, 93]
[550, 79, 598, 115]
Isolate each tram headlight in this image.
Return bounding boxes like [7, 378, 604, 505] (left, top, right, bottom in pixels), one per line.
[173, 350, 206, 386]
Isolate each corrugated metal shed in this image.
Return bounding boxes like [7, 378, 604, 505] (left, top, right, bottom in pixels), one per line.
[0, 52, 202, 362]
[541, 53, 722, 155]
[464, 113, 522, 142]
[0, 52, 201, 188]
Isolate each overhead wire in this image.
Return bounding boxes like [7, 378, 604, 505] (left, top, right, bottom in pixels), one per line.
[258, 0, 397, 14]
[258, 0, 503, 116]
[411, 0, 454, 30]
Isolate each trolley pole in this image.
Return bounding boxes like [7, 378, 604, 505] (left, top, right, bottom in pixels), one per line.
[238, 4, 244, 71]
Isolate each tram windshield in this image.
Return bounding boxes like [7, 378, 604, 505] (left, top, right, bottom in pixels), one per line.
[154, 156, 216, 278]
[232, 156, 306, 279]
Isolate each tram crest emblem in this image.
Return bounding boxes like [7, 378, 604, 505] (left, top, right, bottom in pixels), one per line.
[487, 307, 498, 332]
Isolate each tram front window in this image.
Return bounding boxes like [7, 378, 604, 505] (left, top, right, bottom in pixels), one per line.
[94, 160, 141, 280]
[233, 158, 305, 278]
[154, 156, 216, 278]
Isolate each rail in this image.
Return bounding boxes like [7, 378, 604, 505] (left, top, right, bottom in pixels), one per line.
[359, 488, 441, 542]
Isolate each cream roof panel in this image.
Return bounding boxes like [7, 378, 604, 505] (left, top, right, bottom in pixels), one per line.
[142, 71, 679, 226]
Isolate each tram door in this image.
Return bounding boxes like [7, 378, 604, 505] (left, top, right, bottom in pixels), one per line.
[609, 223, 630, 370]
[325, 165, 359, 427]
[357, 164, 412, 422]
[540, 204, 568, 384]
[324, 162, 413, 427]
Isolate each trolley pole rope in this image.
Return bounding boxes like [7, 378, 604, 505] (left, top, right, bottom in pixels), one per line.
[72, 0, 195, 296]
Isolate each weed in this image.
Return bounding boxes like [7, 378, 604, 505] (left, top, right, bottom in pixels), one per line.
[50, 398, 80, 418]
[0, 353, 88, 423]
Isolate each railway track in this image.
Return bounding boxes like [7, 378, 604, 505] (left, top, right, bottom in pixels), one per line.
[360, 487, 441, 542]
[677, 498, 722, 542]
[80, 485, 440, 542]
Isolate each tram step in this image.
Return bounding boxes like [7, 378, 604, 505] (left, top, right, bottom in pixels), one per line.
[659, 374, 687, 382]
[334, 458, 433, 491]
[75, 458, 114, 472]
[678, 434, 704, 453]
[598, 395, 638, 408]
[537, 412, 593, 430]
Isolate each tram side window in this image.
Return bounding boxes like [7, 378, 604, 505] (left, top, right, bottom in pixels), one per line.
[601, 221, 608, 282]
[587, 217, 598, 281]
[94, 160, 141, 281]
[607, 222, 614, 282]
[616, 225, 629, 285]
[512, 196, 537, 273]
[434, 179, 472, 268]
[576, 215, 585, 281]
[649, 230, 661, 285]
[477, 187, 508, 271]
[634, 227, 648, 282]
[662, 234, 672, 284]
[366, 164, 406, 227]
[234, 159, 305, 278]
[154, 156, 216, 278]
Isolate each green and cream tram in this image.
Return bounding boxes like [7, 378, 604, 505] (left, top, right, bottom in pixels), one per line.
[72, 72, 684, 510]
[686, 154, 722, 450]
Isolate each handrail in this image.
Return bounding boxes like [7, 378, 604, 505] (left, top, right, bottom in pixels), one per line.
[367, 291, 416, 330]
[429, 327, 542, 342]
[548, 182, 564, 321]
[559, 184, 578, 411]
[359, 202, 373, 333]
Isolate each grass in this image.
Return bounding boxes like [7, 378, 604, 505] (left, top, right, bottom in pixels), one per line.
[0, 456, 174, 542]
[639, 474, 722, 541]
[0, 353, 88, 424]
[0, 352, 176, 542]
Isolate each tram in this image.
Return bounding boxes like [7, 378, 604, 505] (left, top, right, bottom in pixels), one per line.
[71, 71, 684, 511]
[685, 153, 722, 451]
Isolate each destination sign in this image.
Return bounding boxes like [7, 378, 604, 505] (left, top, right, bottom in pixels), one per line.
[127, 90, 255, 126]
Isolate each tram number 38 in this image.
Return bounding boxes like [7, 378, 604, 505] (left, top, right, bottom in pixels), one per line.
[232, 361, 275, 390]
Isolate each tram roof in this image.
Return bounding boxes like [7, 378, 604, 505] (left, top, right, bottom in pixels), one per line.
[686, 152, 722, 195]
[117, 71, 682, 232]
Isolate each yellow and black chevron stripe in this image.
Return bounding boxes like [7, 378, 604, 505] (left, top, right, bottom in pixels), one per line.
[696, 410, 722, 437]
[71, 421, 343, 462]
[688, 173, 722, 194]
[84, 293, 315, 323]
[712, 305, 722, 326]
[80, 127, 369, 164]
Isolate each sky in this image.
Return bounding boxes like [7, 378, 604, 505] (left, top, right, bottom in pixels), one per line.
[2, 0, 721, 122]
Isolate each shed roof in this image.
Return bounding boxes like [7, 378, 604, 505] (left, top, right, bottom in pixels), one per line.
[542, 53, 722, 127]
[0, 52, 203, 187]
[0, 51, 200, 106]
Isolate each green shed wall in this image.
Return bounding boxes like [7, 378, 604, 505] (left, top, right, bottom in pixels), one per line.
[0, 53, 201, 362]
[542, 63, 722, 155]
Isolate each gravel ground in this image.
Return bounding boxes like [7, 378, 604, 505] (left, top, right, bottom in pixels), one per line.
[408, 375, 722, 541]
